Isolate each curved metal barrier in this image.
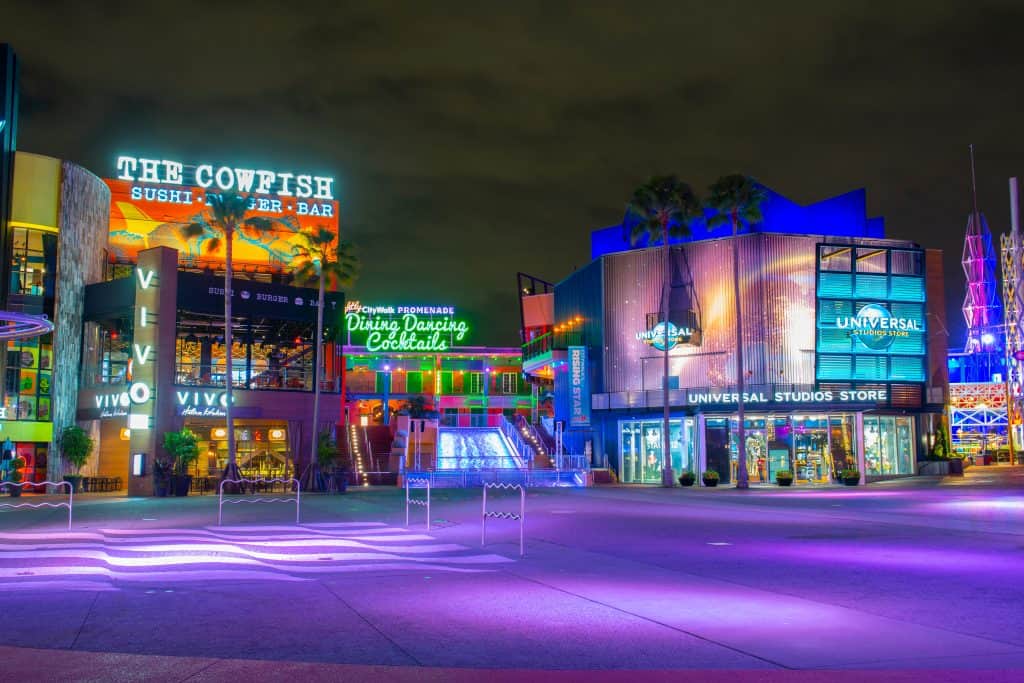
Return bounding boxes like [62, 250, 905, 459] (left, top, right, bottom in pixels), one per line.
[218, 478, 301, 525]
[404, 477, 431, 529]
[481, 482, 525, 557]
[0, 481, 73, 530]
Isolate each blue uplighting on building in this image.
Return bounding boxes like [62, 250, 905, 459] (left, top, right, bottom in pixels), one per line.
[591, 185, 886, 259]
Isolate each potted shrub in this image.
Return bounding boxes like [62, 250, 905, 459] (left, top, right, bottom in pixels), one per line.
[3, 456, 26, 497]
[59, 426, 93, 493]
[702, 470, 720, 487]
[841, 468, 860, 486]
[163, 427, 200, 496]
[316, 431, 347, 494]
[775, 469, 794, 487]
[152, 458, 172, 497]
[678, 470, 696, 487]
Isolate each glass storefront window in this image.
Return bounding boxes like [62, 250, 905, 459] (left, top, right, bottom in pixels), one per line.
[709, 412, 859, 485]
[80, 322, 131, 386]
[792, 415, 832, 484]
[618, 419, 693, 483]
[8, 228, 57, 301]
[3, 333, 53, 421]
[864, 415, 914, 475]
[174, 311, 319, 391]
[729, 416, 768, 484]
[187, 421, 292, 478]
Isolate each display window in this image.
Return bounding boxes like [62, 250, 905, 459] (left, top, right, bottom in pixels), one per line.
[864, 415, 914, 475]
[3, 334, 53, 421]
[715, 413, 857, 485]
[184, 421, 293, 480]
[618, 418, 694, 483]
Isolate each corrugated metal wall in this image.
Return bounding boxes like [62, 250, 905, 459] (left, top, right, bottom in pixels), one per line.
[553, 260, 604, 453]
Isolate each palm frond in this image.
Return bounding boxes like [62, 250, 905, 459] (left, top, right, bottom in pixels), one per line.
[705, 174, 767, 233]
[203, 236, 222, 254]
[180, 220, 210, 240]
[624, 175, 700, 247]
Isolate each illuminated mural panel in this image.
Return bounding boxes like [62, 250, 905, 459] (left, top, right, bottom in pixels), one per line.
[105, 159, 339, 270]
[600, 234, 820, 393]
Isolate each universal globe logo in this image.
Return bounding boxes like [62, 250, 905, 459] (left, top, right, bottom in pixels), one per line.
[636, 322, 693, 351]
[837, 303, 922, 350]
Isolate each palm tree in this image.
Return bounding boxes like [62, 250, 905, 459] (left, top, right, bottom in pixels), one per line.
[706, 175, 767, 489]
[292, 227, 359, 491]
[626, 176, 701, 487]
[181, 191, 296, 488]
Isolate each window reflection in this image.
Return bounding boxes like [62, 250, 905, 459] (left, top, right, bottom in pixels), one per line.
[174, 311, 333, 392]
[864, 415, 914, 475]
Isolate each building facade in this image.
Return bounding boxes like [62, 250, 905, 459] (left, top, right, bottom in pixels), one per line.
[527, 186, 949, 485]
[342, 301, 536, 428]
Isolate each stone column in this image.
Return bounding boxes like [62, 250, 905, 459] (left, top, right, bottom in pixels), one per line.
[51, 162, 109, 480]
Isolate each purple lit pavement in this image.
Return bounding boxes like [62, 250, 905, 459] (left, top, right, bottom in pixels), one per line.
[0, 467, 1022, 681]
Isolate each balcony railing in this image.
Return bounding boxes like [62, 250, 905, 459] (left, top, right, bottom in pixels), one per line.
[523, 330, 585, 362]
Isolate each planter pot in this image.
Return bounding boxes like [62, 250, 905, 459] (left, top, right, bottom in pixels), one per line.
[678, 476, 696, 487]
[7, 484, 21, 497]
[172, 475, 193, 497]
[702, 478, 719, 488]
[776, 478, 793, 487]
[842, 477, 859, 486]
[62, 475, 82, 494]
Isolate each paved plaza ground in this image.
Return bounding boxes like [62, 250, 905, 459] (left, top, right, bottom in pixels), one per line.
[0, 467, 1022, 681]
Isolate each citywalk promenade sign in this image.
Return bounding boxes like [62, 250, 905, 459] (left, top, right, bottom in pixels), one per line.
[345, 302, 470, 353]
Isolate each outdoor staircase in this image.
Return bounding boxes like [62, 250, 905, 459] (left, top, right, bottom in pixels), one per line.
[516, 415, 554, 468]
[344, 424, 367, 484]
[534, 420, 557, 454]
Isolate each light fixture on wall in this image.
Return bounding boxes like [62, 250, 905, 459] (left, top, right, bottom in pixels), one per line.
[212, 427, 228, 439]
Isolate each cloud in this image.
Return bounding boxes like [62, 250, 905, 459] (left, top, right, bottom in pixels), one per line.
[3, 0, 1023, 343]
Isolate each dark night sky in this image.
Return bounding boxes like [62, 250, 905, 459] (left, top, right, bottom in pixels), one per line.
[3, 1, 1023, 346]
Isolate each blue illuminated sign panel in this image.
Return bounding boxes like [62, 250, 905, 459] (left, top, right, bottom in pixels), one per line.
[815, 244, 927, 383]
[568, 346, 590, 427]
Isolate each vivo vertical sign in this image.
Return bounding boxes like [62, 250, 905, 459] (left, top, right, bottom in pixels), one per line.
[568, 346, 590, 427]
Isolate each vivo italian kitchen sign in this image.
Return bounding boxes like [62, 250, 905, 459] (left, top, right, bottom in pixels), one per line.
[176, 390, 230, 417]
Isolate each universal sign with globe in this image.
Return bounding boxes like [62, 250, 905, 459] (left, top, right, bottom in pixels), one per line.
[636, 322, 695, 351]
[837, 303, 922, 350]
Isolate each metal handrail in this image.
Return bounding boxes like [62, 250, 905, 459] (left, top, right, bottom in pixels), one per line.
[482, 483, 525, 557]
[499, 417, 534, 467]
[218, 477, 301, 525]
[0, 480, 73, 530]
[404, 477, 431, 529]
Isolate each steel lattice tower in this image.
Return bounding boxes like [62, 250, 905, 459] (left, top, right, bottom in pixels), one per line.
[1001, 178, 1022, 460]
[962, 147, 1004, 352]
